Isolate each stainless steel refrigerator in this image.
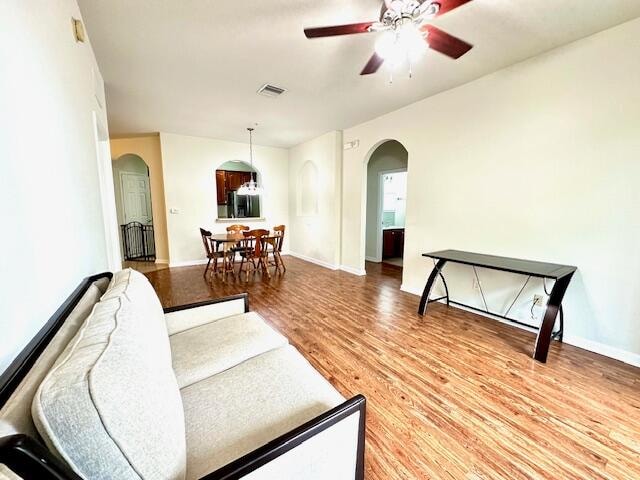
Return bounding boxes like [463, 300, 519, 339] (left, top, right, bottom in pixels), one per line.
[227, 191, 261, 218]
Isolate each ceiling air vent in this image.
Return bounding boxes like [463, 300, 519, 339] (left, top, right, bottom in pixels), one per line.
[257, 84, 287, 98]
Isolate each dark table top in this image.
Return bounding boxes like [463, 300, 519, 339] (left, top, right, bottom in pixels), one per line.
[210, 232, 279, 243]
[210, 233, 246, 243]
[422, 250, 577, 279]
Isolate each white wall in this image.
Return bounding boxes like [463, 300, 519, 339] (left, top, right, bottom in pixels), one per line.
[288, 131, 343, 269]
[341, 18, 640, 365]
[160, 133, 290, 266]
[365, 141, 408, 261]
[0, 1, 114, 373]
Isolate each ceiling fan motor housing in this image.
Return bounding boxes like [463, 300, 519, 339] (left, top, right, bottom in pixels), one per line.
[381, 0, 441, 26]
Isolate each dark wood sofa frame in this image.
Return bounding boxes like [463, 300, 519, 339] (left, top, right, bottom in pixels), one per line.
[0, 272, 366, 480]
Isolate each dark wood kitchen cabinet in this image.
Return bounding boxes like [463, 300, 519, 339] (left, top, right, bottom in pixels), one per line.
[383, 228, 405, 259]
[215, 171, 256, 205]
[226, 172, 246, 191]
[215, 171, 227, 204]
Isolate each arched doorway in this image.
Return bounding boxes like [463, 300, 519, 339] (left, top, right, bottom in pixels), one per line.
[364, 140, 408, 273]
[112, 154, 157, 269]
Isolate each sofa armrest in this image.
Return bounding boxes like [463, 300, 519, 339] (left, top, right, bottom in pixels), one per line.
[164, 294, 249, 336]
[0, 396, 366, 480]
[201, 395, 366, 480]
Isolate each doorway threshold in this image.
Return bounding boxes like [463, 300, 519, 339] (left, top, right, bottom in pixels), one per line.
[383, 257, 403, 268]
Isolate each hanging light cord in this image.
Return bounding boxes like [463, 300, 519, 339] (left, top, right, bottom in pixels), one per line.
[248, 127, 254, 168]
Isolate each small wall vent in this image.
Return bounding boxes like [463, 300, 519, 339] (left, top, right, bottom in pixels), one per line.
[257, 84, 287, 98]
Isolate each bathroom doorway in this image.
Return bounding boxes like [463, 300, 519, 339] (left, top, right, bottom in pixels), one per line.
[379, 170, 407, 267]
[364, 140, 408, 272]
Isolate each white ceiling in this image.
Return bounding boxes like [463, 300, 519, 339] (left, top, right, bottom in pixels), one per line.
[78, 0, 640, 148]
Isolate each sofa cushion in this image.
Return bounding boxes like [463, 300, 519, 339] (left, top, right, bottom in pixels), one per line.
[170, 312, 288, 388]
[32, 269, 186, 480]
[165, 298, 247, 336]
[180, 345, 345, 480]
[100, 267, 133, 299]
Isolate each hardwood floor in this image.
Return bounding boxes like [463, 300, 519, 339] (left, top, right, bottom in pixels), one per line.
[122, 260, 169, 274]
[145, 257, 640, 480]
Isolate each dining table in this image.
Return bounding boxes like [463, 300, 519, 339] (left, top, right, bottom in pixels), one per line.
[209, 232, 280, 277]
[210, 232, 247, 245]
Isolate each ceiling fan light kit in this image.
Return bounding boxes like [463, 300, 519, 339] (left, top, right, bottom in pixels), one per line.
[375, 22, 428, 68]
[304, 0, 474, 78]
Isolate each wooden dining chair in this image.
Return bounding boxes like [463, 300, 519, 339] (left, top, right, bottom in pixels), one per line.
[272, 225, 286, 273]
[226, 224, 250, 265]
[238, 229, 271, 281]
[200, 228, 225, 279]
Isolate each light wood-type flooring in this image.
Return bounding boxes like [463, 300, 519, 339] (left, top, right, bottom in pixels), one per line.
[144, 257, 640, 480]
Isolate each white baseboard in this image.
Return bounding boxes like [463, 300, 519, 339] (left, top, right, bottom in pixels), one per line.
[155, 258, 169, 265]
[400, 284, 422, 296]
[170, 252, 292, 269]
[169, 259, 209, 268]
[400, 285, 640, 368]
[287, 252, 367, 277]
[365, 256, 381, 263]
[340, 265, 367, 276]
[287, 252, 339, 271]
[562, 335, 640, 368]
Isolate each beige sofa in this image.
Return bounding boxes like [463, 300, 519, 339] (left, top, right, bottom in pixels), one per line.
[0, 270, 365, 479]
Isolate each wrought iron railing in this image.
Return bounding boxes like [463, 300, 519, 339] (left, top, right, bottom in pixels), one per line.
[121, 222, 156, 261]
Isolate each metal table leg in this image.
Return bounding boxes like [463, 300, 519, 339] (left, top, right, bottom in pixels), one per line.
[418, 259, 448, 315]
[533, 273, 574, 362]
[439, 271, 450, 307]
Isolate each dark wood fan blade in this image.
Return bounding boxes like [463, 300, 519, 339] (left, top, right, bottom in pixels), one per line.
[434, 0, 473, 16]
[360, 53, 384, 75]
[423, 25, 473, 59]
[304, 22, 375, 38]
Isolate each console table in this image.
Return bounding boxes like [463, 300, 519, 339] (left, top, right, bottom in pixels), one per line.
[418, 250, 577, 363]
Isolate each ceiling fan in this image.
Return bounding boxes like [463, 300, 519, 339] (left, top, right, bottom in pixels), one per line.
[304, 0, 473, 76]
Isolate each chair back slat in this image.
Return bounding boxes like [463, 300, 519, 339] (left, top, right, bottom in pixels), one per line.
[200, 228, 213, 257]
[227, 224, 250, 234]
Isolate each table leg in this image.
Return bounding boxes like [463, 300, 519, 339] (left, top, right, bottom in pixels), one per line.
[439, 271, 450, 307]
[533, 273, 574, 363]
[258, 252, 271, 279]
[225, 251, 236, 277]
[418, 259, 448, 316]
[557, 305, 564, 342]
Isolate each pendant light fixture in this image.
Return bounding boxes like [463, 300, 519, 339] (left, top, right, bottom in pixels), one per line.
[237, 127, 262, 196]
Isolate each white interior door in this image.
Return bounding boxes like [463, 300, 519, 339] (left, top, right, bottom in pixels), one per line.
[120, 172, 153, 225]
